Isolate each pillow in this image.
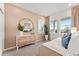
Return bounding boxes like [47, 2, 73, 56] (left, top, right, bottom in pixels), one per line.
[62, 32, 72, 49]
[67, 32, 72, 36]
[62, 33, 68, 38]
[68, 32, 79, 55]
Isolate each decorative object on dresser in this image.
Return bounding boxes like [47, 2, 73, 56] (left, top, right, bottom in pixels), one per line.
[17, 23, 24, 36]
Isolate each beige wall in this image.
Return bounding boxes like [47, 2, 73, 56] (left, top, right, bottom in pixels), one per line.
[5, 4, 45, 49]
[71, 5, 79, 30]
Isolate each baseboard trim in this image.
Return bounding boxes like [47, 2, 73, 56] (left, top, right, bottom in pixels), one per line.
[3, 46, 16, 52]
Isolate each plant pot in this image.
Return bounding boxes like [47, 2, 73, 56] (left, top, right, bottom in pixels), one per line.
[45, 35, 48, 40]
[20, 31, 23, 36]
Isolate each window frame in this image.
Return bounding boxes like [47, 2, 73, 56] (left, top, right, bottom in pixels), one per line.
[60, 17, 71, 33]
[49, 20, 58, 33]
[37, 19, 45, 34]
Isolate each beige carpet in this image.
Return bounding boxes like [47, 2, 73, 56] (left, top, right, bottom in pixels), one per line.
[2, 41, 48, 56]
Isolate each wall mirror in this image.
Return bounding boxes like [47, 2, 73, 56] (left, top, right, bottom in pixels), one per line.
[18, 18, 34, 32]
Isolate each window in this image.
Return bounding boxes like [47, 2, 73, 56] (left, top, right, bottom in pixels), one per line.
[37, 19, 44, 34]
[60, 17, 71, 33]
[50, 20, 58, 33]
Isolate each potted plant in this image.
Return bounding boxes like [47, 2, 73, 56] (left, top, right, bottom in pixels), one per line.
[17, 23, 24, 36]
[44, 25, 49, 40]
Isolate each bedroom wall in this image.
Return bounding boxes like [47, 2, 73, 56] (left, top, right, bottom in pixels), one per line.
[0, 3, 4, 55]
[71, 5, 79, 30]
[5, 3, 45, 49]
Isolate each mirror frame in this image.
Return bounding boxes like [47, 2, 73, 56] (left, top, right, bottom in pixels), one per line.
[19, 18, 34, 32]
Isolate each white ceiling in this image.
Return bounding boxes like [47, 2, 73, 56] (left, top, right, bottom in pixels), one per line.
[13, 3, 69, 16]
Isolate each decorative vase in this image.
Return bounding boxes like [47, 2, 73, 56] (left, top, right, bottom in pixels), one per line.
[45, 35, 48, 40]
[20, 31, 23, 36]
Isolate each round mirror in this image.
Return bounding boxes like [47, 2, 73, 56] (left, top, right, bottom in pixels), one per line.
[19, 18, 33, 32]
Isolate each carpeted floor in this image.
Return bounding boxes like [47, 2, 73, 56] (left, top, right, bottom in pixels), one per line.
[2, 41, 48, 56]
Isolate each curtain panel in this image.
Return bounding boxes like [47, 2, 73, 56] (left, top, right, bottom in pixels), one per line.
[71, 5, 79, 30]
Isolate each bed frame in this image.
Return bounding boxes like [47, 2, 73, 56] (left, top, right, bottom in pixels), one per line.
[39, 45, 62, 56]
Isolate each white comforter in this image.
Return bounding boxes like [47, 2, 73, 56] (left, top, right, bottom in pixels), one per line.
[42, 32, 79, 56]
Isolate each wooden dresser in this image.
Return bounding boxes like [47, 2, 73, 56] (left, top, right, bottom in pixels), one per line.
[16, 35, 36, 50]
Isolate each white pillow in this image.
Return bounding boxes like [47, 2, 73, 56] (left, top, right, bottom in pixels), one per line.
[68, 32, 79, 55]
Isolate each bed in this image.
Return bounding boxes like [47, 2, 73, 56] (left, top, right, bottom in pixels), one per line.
[39, 31, 79, 56]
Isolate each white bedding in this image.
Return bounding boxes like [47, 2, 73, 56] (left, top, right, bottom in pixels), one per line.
[43, 37, 71, 56]
[42, 31, 79, 56]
